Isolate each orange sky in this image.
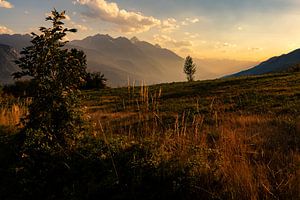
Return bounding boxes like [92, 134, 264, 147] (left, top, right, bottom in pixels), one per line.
[2, 0, 300, 62]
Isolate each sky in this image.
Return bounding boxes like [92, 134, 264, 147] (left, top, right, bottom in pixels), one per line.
[1, 0, 300, 62]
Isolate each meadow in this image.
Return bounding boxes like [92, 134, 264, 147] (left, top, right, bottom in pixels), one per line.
[0, 72, 299, 199]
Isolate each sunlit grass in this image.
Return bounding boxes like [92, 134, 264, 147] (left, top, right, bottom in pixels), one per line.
[0, 99, 29, 127]
[1, 73, 299, 199]
[84, 73, 300, 199]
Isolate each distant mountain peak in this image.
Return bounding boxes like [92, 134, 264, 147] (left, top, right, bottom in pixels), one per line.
[0, 33, 187, 86]
[116, 36, 129, 41]
[130, 36, 140, 43]
[155, 44, 161, 48]
[0, 44, 20, 84]
[93, 34, 113, 39]
[0, 34, 31, 51]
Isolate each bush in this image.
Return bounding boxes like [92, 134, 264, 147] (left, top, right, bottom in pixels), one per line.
[83, 72, 107, 90]
[13, 9, 88, 153]
[3, 80, 35, 97]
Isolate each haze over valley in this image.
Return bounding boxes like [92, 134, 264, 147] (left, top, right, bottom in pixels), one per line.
[0, 33, 257, 86]
[2, 0, 300, 85]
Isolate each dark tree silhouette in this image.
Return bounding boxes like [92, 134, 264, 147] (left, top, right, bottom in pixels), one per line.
[84, 72, 107, 90]
[184, 56, 196, 82]
[13, 9, 87, 152]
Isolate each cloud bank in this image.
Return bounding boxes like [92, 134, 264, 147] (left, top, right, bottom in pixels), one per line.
[76, 0, 161, 33]
[0, 0, 13, 8]
[154, 34, 192, 48]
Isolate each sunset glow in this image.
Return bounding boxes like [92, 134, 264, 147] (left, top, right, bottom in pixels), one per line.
[1, 0, 300, 62]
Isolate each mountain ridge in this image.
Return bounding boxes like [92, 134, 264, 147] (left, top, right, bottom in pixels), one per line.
[229, 48, 300, 77]
[0, 33, 256, 86]
[0, 44, 19, 84]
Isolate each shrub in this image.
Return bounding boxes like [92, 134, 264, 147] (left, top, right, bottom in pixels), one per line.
[83, 72, 107, 90]
[13, 9, 88, 153]
[3, 80, 35, 97]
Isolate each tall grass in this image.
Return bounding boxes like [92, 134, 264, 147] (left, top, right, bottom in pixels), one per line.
[1, 76, 299, 199]
[0, 98, 29, 127]
[90, 87, 300, 199]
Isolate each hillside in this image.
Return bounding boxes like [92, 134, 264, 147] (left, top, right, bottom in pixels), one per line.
[230, 48, 300, 77]
[86, 72, 300, 120]
[77, 72, 300, 199]
[1, 72, 299, 199]
[70, 34, 185, 86]
[0, 34, 256, 86]
[0, 34, 185, 86]
[0, 44, 19, 84]
[0, 34, 31, 51]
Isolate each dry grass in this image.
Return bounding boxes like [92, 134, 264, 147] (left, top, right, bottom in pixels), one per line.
[0, 101, 28, 126]
[1, 73, 299, 199]
[88, 85, 300, 199]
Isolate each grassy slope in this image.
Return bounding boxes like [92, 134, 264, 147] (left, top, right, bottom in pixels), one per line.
[85, 72, 300, 125]
[82, 72, 300, 199]
[1, 72, 299, 200]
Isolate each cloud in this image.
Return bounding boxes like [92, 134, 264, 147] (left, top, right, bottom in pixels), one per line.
[0, 0, 13, 9]
[0, 25, 13, 34]
[65, 14, 71, 21]
[71, 22, 89, 31]
[184, 32, 200, 39]
[181, 18, 200, 26]
[179, 47, 193, 54]
[161, 18, 179, 33]
[75, 0, 161, 33]
[214, 42, 237, 49]
[248, 47, 263, 51]
[67, 16, 90, 32]
[154, 34, 192, 48]
[67, 15, 90, 32]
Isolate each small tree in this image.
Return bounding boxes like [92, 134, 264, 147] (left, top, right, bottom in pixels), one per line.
[84, 72, 107, 90]
[184, 56, 196, 82]
[13, 9, 87, 152]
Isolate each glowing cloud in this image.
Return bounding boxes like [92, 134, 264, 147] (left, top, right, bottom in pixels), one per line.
[182, 18, 200, 26]
[0, 25, 13, 34]
[0, 0, 13, 9]
[76, 0, 161, 33]
[154, 34, 192, 48]
[161, 18, 179, 33]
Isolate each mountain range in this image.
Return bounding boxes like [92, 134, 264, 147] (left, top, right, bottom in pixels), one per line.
[3, 33, 292, 86]
[0, 44, 19, 84]
[69, 34, 185, 86]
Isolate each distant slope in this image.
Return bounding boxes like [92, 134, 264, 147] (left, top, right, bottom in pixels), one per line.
[0, 34, 185, 86]
[0, 44, 19, 84]
[0, 34, 30, 84]
[0, 34, 31, 51]
[70, 34, 185, 86]
[230, 49, 300, 77]
[194, 58, 257, 79]
[0, 33, 256, 86]
[70, 34, 256, 86]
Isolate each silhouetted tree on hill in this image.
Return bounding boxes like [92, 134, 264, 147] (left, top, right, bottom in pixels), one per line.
[184, 56, 196, 82]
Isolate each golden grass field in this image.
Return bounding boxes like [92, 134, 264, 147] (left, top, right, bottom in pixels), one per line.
[1, 73, 299, 199]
